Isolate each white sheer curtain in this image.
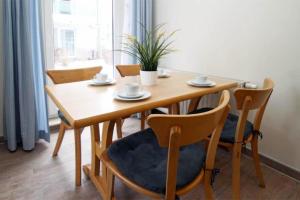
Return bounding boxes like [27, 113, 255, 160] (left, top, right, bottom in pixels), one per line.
[113, 0, 153, 66]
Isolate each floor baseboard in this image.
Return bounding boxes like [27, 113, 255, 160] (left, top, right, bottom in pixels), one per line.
[243, 147, 300, 182]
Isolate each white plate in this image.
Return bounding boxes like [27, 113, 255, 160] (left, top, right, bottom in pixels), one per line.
[187, 80, 216, 87]
[158, 73, 171, 78]
[114, 91, 151, 101]
[117, 91, 145, 99]
[89, 79, 116, 86]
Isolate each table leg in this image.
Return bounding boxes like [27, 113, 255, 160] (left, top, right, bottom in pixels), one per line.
[172, 103, 180, 114]
[74, 128, 83, 186]
[83, 120, 116, 199]
[188, 97, 202, 113]
[90, 124, 100, 176]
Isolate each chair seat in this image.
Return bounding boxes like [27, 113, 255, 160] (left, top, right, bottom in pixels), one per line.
[58, 110, 71, 126]
[107, 128, 206, 194]
[151, 108, 168, 114]
[189, 108, 254, 143]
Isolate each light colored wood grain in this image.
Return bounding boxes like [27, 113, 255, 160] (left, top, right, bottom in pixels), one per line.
[90, 124, 100, 177]
[188, 97, 202, 113]
[52, 122, 66, 157]
[115, 64, 148, 133]
[115, 119, 123, 139]
[45, 71, 238, 129]
[165, 126, 181, 200]
[232, 79, 274, 199]
[251, 135, 265, 187]
[45, 71, 237, 187]
[215, 78, 274, 200]
[74, 128, 83, 186]
[147, 91, 230, 147]
[46, 66, 103, 186]
[140, 111, 146, 130]
[100, 91, 231, 199]
[0, 118, 298, 200]
[115, 64, 178, 131]
[116, 64, 141, 77]
[234, 78, 274, 110]
[47, 66, 102, 84]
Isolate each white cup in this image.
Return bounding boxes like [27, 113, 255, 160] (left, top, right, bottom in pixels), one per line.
[124, 83, 140, 96]
[195, 75, 208, 83]
[94, 73, 108, 82]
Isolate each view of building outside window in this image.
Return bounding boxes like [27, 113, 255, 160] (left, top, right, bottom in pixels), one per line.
[53, 0, 113, 75]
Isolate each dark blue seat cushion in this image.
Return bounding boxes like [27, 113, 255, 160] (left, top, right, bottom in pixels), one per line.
[189, 108, 254, 143]
[107, 128, 206, 194]
[151, 108, 167, 114]
[58, 110, 70, 126]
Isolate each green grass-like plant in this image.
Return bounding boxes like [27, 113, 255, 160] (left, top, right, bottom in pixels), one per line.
[121, 24, 177, 71]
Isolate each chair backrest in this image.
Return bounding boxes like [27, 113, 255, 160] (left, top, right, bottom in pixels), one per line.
[47, 66, 102, 84]
[116, 64, 141, 77]
[147, 90, 231, 199]
[233, 78, 274, 142]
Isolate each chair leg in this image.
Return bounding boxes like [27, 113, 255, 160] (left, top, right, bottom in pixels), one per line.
[204, 170, 214, 200]
[170, 103, 180, 114]
[116, 119, 123, 139]
[52, 122, 66, 157]
[232, 143, 242, 200]
[251, 136, 266, 188]
[141, 111, 146, 130]
[106, 169, 115, 200]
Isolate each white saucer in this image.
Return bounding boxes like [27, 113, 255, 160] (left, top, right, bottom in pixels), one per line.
[114, 91, 151, 101]
[89, 79, 116, 86]
[117, 91, 145, 99]
[158, 73, 171, 78]
[187, 80, 216, 87]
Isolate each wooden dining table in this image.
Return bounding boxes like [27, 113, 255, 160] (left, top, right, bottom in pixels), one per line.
[45, 70, 238, 197]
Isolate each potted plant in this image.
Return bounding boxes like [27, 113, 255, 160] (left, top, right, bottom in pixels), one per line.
[121, 24, 177, 86]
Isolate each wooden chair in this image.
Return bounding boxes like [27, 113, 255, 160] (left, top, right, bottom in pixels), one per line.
[115, 64, 180, 136]
[47, 66, 102, 157]
[100, 90, 231, 200]
[115, 64, 141, 77]
[191, 78, 274, 199]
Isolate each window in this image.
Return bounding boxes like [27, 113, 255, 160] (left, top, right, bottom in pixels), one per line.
[44, 0, 114, 117]
[59, 0, 72, 14]
[52, 0, 113, 75]
[63, 30, 75, 56]
[54, 29, 75, 60]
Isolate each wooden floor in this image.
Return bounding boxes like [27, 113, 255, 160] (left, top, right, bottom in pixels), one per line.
[0, 118, 299, 200]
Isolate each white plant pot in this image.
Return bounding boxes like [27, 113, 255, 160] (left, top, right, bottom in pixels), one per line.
[140, 71, 157, 86]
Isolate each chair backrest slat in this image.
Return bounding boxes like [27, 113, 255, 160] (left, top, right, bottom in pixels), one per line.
[234, 78, 274, 110]
[116, 64, 140, 77]
[147, 90, 231, 199]
[253, 79, 274, 130]
[234, 78, 274, 140]
[148, 91, 231, 147]
[47, 66, 102, 84]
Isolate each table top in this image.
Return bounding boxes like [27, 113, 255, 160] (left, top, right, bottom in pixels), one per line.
[45, 71, 238, 128]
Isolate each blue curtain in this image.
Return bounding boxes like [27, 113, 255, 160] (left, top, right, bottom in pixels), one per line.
[118, 0, 153, 64]
[3, 0, 49, 151]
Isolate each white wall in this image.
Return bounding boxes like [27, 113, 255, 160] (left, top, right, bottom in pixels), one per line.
[0, 1, 4, 137]
[154, 0, 300, 171]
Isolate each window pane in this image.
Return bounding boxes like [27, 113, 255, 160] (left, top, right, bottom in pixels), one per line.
[63, 30, 75, 56]
[59, 0, 71, 14]
[53, 0, 113, 76]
